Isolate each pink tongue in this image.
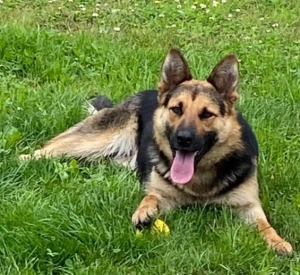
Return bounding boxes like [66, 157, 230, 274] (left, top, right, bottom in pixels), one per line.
[170, 151, 196, 184]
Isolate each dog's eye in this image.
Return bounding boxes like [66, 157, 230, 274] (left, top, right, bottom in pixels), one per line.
[199, 110, 215, 119]
[170, 106, 183, 116]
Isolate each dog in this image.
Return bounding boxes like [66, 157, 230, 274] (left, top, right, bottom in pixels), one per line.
[19, 48, 293, 255]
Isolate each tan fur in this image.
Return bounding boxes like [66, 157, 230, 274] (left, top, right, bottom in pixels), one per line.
[133, 159, 292, 255]
[153, 85, 243, 169]
[211, 174, 292, 254]
[199, 112, 243, 167]
[20, 107, 139, 169]
[168, 92, 220, 131]
[20, 48, 293, 256]
[133, 49, 293, 256]
[132, 193, 160, 226]
[152, 111, 243, 199]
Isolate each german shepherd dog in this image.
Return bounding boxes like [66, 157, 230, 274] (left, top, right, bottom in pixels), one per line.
[20, 49, 293, 255]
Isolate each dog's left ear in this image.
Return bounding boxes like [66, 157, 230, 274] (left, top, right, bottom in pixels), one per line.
[207, 55, 239, 107]
[158, 48, 192, 104]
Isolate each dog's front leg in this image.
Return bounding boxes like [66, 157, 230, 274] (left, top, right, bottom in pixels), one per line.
[132, 170, 183, 228]
[215, 175, 293, 256]
[236, 203, 293, 256]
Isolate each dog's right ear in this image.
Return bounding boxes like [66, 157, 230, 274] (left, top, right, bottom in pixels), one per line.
[158, 48, 192, 104]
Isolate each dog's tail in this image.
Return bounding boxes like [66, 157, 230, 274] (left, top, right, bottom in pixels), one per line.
[85, 95, 114, 115]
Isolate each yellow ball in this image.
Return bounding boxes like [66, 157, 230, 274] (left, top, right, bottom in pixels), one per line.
[136, 219, 170, 236]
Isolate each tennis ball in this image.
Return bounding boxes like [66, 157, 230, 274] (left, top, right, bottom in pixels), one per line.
[136, 219, 170, 236]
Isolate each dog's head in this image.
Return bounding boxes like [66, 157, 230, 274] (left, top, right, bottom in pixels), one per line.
[154, 48, 240, 184]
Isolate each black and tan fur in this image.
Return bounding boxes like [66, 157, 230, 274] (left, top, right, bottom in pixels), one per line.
[20, 49, 293, 255]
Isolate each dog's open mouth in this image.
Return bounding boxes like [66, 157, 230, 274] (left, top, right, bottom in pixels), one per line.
[170, 150, 201, 184]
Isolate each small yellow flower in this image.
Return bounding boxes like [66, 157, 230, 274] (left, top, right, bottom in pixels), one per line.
[155, 0, 160, 4]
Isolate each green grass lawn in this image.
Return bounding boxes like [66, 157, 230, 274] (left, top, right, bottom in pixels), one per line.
[1, 0, 300, 274]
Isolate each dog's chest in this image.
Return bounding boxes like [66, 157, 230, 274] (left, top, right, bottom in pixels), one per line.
[175, 169, 220, 199]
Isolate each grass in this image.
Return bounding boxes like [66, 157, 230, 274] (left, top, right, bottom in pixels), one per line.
[0, 0, 300, 273]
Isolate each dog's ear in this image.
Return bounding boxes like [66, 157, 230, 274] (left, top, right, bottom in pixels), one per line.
[158, 48, 192, 103]
[207, 55, 239, 107]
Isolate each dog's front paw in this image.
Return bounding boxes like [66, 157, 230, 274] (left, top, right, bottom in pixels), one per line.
[272, 240, 293, 256]
[267, 236, 293, 256]
[132, 204, 158, 228]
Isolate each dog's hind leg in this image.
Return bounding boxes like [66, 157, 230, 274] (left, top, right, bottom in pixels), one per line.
[19, 106, 138, 168]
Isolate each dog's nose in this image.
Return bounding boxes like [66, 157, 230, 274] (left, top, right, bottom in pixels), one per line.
[177, 130, 194, 148]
